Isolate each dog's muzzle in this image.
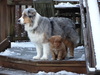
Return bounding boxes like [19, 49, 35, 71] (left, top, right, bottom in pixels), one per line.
[17, 19, 21, 24]
[17, 19, 20, 23]
[17, 17, 24, 25]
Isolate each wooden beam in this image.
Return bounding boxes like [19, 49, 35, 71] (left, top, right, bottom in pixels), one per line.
[7, 0, 33, 5]
[0, 38, 11, 52]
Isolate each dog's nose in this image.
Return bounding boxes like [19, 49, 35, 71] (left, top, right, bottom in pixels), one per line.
[18, 19, 20, 23]
[17, 19, 21, 24]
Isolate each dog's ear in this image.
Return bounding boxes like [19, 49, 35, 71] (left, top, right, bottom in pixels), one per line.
[56, 35, 63, 42]
[60, 37, 63, 42]
[28, 8, 36, 18]
[48, 38, 51, 42]
[48, 37, 54, 43]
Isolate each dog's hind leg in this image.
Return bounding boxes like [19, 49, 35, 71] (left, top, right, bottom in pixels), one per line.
[69, 44, 74, 59]
[40, 43, 50, 60]
[33, 44, 43, 60]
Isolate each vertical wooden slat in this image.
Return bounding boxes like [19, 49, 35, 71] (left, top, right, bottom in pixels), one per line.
[9, 5, 15, 41]
[6, 5, 11, 37]
[0, 1, 4, 41]
[19, 5, 24, 37]
[0, 0, 7, 42]
[15, 5, 21, 37]
[0, 1, 1, 42]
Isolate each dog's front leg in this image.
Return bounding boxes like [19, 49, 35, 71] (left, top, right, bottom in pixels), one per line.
[40, 43, 50, 60]
[33, 44, 42, 60]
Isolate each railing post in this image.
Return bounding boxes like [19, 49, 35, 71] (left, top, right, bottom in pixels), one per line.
[86, 0, 100, 74]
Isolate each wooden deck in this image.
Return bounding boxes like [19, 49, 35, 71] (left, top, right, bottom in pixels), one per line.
[0, 40, 87, 74]
[0, 55, 87, 74]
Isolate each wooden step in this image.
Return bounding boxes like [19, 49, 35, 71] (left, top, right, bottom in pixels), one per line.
[0, 55, 87, 74]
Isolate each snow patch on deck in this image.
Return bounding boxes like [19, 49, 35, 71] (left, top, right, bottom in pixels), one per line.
[0, 42, 85, 61]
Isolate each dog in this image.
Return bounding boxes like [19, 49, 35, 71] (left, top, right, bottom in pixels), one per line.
[49, 35, 67, 60]
[18, 8, 79, 60]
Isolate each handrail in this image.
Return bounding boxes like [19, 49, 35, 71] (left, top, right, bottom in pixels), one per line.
[7, 0, 33, 5]
[0, 38, 11, 52]
[80, 0, 100, 74]
[86, 0, 100, 72]
[79, 0, 97, 74]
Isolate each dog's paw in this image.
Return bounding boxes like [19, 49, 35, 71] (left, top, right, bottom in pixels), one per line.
[33, 56, 40, 60]
[40, 56, 48, 60]
[51, 58, 56, 60]
[68, 57, 74, 59]
[57, 59, 61, 60]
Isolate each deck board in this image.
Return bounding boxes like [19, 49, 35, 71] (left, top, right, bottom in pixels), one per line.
[0, 45, 85, 61]
[0, 55, 86, 73]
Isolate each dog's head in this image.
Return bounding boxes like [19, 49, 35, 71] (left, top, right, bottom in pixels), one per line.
[49, 35, 63, 48]
[18, 8, 37, 24]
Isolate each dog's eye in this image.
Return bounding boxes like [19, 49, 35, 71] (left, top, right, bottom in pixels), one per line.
[33, 14, 35, 16]
[28, 14, 35, 18]
[29, 15, 32, 18]
[23, 14, 27, 17]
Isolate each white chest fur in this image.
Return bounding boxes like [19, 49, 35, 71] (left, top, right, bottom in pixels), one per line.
[24, 24, 44, 43]
[27, 31, 44, 43]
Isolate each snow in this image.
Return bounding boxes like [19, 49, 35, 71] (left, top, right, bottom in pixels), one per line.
[75, 46, 84, 50]
[88, 67, 95, 72]
[54, 0, 86, 8]
[54, 0, 79, 1]
[54, 2, 80, 8]
[0, 66, 85, 75]
[37, 70, 85, 75]
[0, 42, 85, 61]
[11, 42, 36, 48]
[87, 0, 100, 70]
[76, 54, 85, 60]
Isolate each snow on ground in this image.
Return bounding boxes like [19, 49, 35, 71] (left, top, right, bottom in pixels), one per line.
[54, 0, 86, 8]
[0, 42, 85, 61]
[54, 2, 80, 8]
[11, 42, 36, 48]
[0, 66, 85, 75]
[54, 0, 79, 2]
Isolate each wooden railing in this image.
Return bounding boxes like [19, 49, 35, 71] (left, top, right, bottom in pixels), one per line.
[0, 0, 34, 42]
[80, 0, 100, 74]
[8, 0, 34, 41]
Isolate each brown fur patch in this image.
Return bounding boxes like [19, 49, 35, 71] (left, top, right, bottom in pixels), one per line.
[24, 17, 31, 24]
[22, 13, 32, 24]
